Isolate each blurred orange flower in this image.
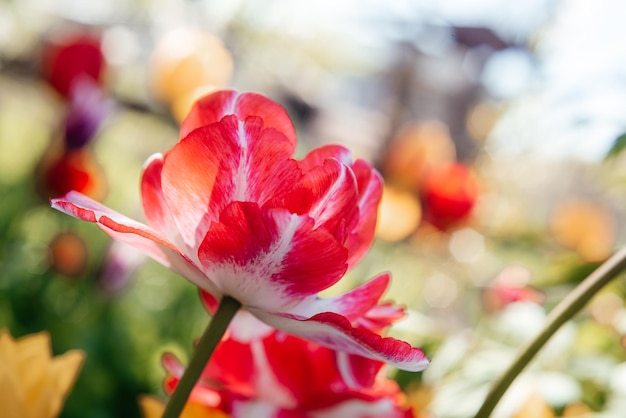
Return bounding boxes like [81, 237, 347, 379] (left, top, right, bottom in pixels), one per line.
[376, 183, 422, 242]
[48, 231, 88, 278]
[0, 329, 85, 418]
[550, 198, 616, 263]
[149, 27, 234, 122]
[383, 120, 456, 192]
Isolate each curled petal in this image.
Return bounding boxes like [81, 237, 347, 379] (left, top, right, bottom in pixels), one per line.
[180, 90, 296, 146]
[141, 154, 167, 231]
[346, 160, 383, 268]
[272, 159, 359, 240]
[355, 302, 406, 333]
[198, 202, 348, 309]
[298, 147, 383, 267]
[298, 144, 353, 173]
[50, 191, 220, 296]
[289, 273, 397, 323]
[51, 191, 171, 253]
[250, 310, 429, 372]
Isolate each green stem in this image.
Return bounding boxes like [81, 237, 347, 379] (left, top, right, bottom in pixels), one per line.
[162, 295, 241, 418]
[474, 247, 626, 418]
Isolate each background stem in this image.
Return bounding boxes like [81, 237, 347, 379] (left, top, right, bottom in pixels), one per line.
[474, 247, 626, 418]
[162, 295, 241, 418]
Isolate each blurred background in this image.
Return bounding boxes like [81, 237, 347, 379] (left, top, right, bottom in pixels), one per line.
[2, 0, 626, 417]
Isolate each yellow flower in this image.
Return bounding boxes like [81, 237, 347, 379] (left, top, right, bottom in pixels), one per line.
[139, 395, 230, 418]
[0, 329, 85, 418]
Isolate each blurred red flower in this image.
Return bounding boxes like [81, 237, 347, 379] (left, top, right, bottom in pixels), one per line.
[42, 32, 105, 98]
[40, 148, 106, 200]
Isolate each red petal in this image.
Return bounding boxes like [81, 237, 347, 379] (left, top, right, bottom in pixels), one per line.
[289, 273, 395, 323]
[200, 289, 219, 314]
[242, 119, 299, 204]
[42, 33, 104, 97]
[355, 302, 406, 332]
[335, 351, 382, 389]
[204, 337, 257, 397]
[297, 146, 384, 268]
[298, 144, 353, 173]
[180, 90, 296, 147]
[180, 90, 237, 137]
[327, 273, 393, 322]
[200, 115, 300, 218]
[164, 115, 300, 247]
[160, 127, 222, 246]
[262, 333, 351, 405]
[206, 329, 385, 410]
[345, 159, 383, 268]
[274, 159, 359, 240]
[251, 310, 429, 372]
[198, 202, 348, 309]
[50, 191, 220, 295]
[141, 153, 185, 247]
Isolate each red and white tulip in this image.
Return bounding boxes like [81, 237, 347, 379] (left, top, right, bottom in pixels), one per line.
[51, 90, 428, 372]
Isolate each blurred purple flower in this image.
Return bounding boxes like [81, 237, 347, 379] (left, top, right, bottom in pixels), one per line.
[64, 78, 113, 149]
[98, 241, 145, 294]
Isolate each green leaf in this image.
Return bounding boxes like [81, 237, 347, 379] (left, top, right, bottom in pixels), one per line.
[605, 132, 626, 159]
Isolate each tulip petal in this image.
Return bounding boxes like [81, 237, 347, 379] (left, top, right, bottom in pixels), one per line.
[289, 273, 394, 321]
[298, 144, 353, 173]
[346, 159, 383, 268]
[141, 153, 187, 249]
[258, 332, 381, 405]
[198, 202, 348, 310]
[274, 159, 359, 240]
[180, 90, 237, 137]
[180, 90, 296, 146]
[51, 191, 220, 295]
[354, 302, 406, 333]
[51, 191, 170, 250]
[164, 115, 300, 247]
[298, 146, 383, 267]
[250, 310, 429, 372]
[201, 115, 300, 217]
[335, 350, 382, 389]
[160, 127, 222, 246]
